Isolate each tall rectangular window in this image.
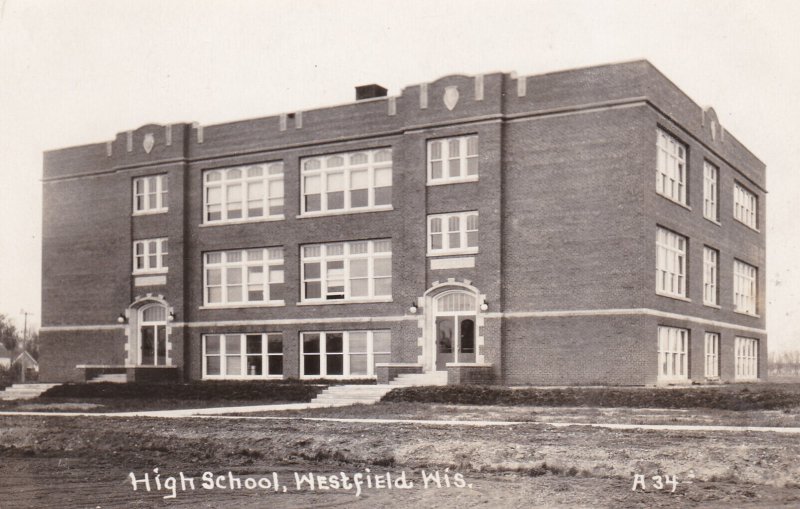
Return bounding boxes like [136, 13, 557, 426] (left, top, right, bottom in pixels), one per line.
[735, 336, 758, 380]
[656, 129, 687, 205]
[133, 238, 168, 273]
[300, 149, 392, 215]
[704, 332, 720, 378]
[703, 161, 719, 222]
[703, 247, 719, 306]
[733, 259, 758, 315]
[301, 239, 392, 302]
[427, 211, 479, 255]
[656, 227, 687, 298]
[658, 326, 689, 382]
[733, 182, 758, 229]
[133, 174, 168, 213]
[427, 135, 479, 184]
[203, 333, 283, 378]
[300, 330, 391, 378]
[203, 162, 284, 224]
[204, 247, 284, 306]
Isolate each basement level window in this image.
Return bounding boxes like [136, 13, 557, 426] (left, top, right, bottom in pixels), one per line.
[658, 326, 689, 382]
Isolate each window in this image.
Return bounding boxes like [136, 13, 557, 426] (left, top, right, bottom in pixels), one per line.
[301, 149, 392, 215]
[658, 326, 689, 382]
[300, 330, 390, 378]
[203, 162, 284, 224]
[656, 227, 687, 298]
[735, 336, 759, 380]
[703, 161, 718, 222]
[204, 248, 284, 306]
[133, 238, 168, 273]
[704, 332, 720, 378]
[203, 333, 283, 378]
[703, 247, 719, 306]
[301, 239, 391, 302]
[733, 259, 757, 315]
[427, 135, 479, 184]
[133, 174, 168, 213]
[428, 212, 479, 255]
[656, 129, 687, 205]
[733, 182, 758, 229]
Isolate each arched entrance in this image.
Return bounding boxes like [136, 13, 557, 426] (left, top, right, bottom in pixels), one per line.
[138, 303, 168, 366]
[433, 291, 477, 370]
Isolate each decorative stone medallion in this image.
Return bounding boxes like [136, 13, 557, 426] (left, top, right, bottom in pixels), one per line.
[443, 86, 459, 111]
[143, 133, 155, 154]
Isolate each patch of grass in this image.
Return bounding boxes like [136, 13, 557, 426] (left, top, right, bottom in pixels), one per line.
[381, 385, 800, 411]
[38, 380, 355, 403]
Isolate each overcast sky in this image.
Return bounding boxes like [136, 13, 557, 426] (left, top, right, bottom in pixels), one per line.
[0, 0, 798, 350]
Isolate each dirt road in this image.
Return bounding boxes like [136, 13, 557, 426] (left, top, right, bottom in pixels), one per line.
[1, 414, 799, 508]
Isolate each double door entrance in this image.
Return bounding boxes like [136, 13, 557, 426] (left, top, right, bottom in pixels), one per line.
[139, 304, 168, 366]
[432, 291, 477, 371]
[435, 315, 476, 370]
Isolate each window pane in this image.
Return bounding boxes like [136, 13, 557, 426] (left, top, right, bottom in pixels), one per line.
[304, 355, 320, 376]
[303, 334, 320, 353]
[374, 278, 392, 296]
[350, 259, 368, 278]
[205, 335, 221, 354]
[326, 333, 344, 353]
[226, 356, 241, 375]
[326, 354, 344, 375]
[374, 187, 391, 206]
[268, 355, 283, 375]
[247, 356, 262, 376]
[305, 281, 321, 299]
[349, 332, 368, 353]
[246, 335, 262, 354]
[350, 279, 369, 297]
[267, 335, 283, 354]
[374, 258, 391, 277]
[226, 335, 241, 354]
[206, 356, 220, 375]
[349, 355, 368, 375]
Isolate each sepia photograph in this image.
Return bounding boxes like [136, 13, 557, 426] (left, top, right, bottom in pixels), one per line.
[0, 0, 799, 507]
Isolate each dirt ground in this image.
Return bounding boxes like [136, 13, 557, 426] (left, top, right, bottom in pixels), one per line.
[1, 414, 799, 508]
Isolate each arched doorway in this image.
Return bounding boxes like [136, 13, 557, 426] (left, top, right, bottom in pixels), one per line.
[138, 303, 168, 366]
[433, 290, 477, 370]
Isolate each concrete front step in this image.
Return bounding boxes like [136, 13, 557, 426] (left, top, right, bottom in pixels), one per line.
[89, 374, 128, 383]
[0, 383, 60, 400]
[309, 373, 447, 406]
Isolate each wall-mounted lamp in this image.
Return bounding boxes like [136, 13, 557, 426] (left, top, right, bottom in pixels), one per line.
[116, 313, 127, 324]
[409, 302, 418, 314]
[168, 311, 176, 322]
[480, 300, 489, 312]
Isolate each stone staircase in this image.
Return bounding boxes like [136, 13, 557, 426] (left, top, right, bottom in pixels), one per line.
[310, 371, 448, 406]
[0, 383, 61, 401]
[88, 373, 128, 383]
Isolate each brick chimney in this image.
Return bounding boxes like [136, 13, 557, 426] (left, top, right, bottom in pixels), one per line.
[355, 84, 388, 100]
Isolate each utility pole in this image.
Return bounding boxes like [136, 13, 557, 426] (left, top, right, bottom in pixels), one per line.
[19, 309, 33, 383]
